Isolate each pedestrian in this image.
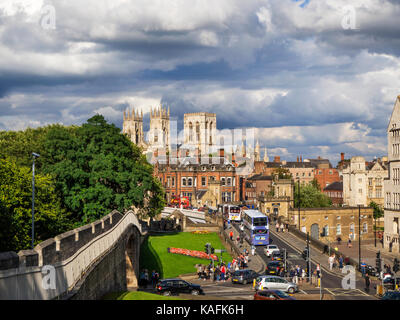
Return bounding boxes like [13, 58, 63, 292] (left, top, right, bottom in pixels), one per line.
[144, 269, 149, 287]
[220, 264, 226, 282]
[339, 255, 344, 271]
[236, 234, 240, 244]
[285, 223, 289, 232]
[337, 236, 342, 245]
[301, 268, 306, 282]
[229, 230, 233, 241]
[293, 265, 299, 284]
[251, 245, 256, 256]
[347, 238, 352, 248]
[289, 268, 295, 282]
[215, 265, 221, 282]
[276, 221, 280, 232]
[151, 270, 157, 286]
[360, 260, 367, 278]
[329, 254, 335, 270]
[365, 274, 370, 293]
[280, 223, 284, 233]
[197, 264, 203, 279]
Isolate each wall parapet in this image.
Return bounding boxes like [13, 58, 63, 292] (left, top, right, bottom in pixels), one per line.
[0, 208, 142, 300]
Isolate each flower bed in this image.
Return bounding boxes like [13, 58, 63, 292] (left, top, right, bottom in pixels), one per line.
[167, 247, 218, 261]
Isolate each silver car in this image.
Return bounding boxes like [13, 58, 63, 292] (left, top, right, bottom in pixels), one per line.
[255, 275, 298, 294]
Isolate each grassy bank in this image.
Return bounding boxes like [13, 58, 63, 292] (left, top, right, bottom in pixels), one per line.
[140, 232, 232, 278]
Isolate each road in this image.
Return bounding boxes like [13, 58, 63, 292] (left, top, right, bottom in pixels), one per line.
[233, 223, 378, 300]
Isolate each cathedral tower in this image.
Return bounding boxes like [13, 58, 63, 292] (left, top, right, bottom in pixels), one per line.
[123, 108, 144, 146]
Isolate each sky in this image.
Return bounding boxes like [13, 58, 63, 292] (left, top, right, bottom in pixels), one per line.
[0, 0, 399, 166]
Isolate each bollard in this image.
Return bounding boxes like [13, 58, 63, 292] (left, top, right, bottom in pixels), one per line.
[376, 285, 383, 296]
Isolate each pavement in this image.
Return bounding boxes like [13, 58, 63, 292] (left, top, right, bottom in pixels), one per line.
[223, 224, 266, 274]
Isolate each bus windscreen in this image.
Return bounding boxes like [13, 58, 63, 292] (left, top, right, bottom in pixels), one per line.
[253, 217, 267, 226]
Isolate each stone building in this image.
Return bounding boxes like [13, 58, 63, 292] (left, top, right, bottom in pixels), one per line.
[122, 105, 170, 152]
[122, 109, 145, 147]
[288, 207, 374, 243]
[342, 156, 388, 207]
[384, 95, 400, 252]
[183, 112, 216, 156]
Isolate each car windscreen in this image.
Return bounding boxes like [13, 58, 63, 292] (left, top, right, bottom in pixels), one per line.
[233, 271, 244, 276]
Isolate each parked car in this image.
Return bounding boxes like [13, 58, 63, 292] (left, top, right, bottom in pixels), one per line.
[254, 289, 296, 300]
[264, 245, 280, 257]
[156, 279, 204, 296]
[265, 261, 284, 275]
[255, 275, 298, 294]
[231, 269, 260, 285]
[381, 290, 400, 300]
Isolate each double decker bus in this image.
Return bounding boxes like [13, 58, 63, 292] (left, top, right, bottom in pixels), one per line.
[170, 196, 190, 209]
[223, 204, 242, 222]
[242, 209, 269, 246]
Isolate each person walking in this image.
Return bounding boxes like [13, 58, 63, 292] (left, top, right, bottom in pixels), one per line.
[347, 238, 352, 248]
[229, 230, 233, 241]
[251, 245, 256, 256]
[280, 223, 284, 233]
[339, 255, 344, 271]
[360, 260, 367, 278]
[276, 221, 280, 232]
[365, 274, 370, 293]
[328, 254, 335, 270]
[293, 265, 299, 284]
[220, 264, 226, 282]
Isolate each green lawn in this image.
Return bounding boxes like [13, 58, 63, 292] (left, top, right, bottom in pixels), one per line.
[140, 232, 233, 278]
[102, 291, 183, 300]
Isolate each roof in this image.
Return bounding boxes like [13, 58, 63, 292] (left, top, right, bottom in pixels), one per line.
[242, 209, 267, 218]
[263, 162, 314, 169]
[305, 158, 332, 169]
[323, 181, 343, 191]
[247, 174, 273, 181]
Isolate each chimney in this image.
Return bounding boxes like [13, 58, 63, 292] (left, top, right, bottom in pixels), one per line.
[274, 156, 281, 163]
[297, 156, 299, 162]
[341, 153, 345, 161]
[232, 151, 236, 166]
[300, 155, 302, 162]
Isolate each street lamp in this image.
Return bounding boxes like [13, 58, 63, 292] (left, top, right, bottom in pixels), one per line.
[297, 179, 301, 230]
[32, 152, 40, 249]
[358, 204, 361, 271]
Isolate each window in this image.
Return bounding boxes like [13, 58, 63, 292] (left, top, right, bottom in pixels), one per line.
[172, 177, 175, 187]
[323, 225, 329, 236]
[358, 188, 363, 194]
[368, 178, 373, 186]
[337, 216, 341, 220]
[221, 178, 226, 186]
[336, 224, 342, 235]
[182, 178, 186, 186]
[227, 178, 232, 186]
[201, 177, 206, 186]
[187, 178, 193, 187]
[363, 223, 368, 234]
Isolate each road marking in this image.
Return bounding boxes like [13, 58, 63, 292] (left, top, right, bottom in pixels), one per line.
[299, 289, 308, 294]
[323, 288, 371, 297]
[325, 288, 335, 296]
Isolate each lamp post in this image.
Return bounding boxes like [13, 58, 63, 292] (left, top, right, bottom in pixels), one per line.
[31, 152, 40, 249]
[298, 179, 301, 230]
[358, 204, 361, 270]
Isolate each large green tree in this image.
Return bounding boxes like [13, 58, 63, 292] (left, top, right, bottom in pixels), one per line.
[369, 201, 384, 219]
[0, 158, 71, 252]
[294, 182, 332, 208]
[41, 115, 165, 225]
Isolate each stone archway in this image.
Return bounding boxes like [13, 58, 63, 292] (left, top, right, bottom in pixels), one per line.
[125, 232, 139, 289]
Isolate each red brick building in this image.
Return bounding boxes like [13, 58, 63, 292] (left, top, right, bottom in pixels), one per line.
[153, 148, 240, 207]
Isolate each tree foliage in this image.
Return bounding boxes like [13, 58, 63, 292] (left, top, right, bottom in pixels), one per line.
[0, 115, 165, 251]
[369, 201, 384, 219]
[294, 182, 332, 208]
[0, 158, 72, 252]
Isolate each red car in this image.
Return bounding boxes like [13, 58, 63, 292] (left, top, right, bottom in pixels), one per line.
[254, 290, 296, 300]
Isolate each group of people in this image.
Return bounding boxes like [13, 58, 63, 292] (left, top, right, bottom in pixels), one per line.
[196, 263, 228, 282]
[275, 222, 288, 233]
[139, 269, 160, 287]
[288, 265, 307, 284]
[328, 253, 346, 271]
[196, 249, 251, 282]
